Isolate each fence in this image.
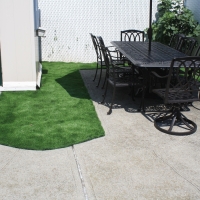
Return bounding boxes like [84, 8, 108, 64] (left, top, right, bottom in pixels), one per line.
[38, 0, 158, 63]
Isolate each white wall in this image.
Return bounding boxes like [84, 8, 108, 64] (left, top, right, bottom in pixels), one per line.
[0, 0, 38, 91]
[38, 0, 158, 63]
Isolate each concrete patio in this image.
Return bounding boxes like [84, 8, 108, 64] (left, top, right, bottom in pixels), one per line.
[1, 69, 200, 200]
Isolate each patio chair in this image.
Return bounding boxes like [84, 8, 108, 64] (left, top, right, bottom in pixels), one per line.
[179, 37, 198, 56]
[120, 29, 145, 42]
[99, 40, 145, 114]
[150, 35, 197, 91]
[120, 29, 145, 63]
[152, 56, 200, 135]
[97, 36, 125, 89]
[100, 45, 133, 115]
[169, 33, 185, 50]
[89, 33, 105, 87]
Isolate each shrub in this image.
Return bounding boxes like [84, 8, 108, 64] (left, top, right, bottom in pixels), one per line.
[150, 0, 200, 45]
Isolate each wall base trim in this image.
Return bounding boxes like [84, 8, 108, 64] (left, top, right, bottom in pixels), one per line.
[0, 82, 36, 91]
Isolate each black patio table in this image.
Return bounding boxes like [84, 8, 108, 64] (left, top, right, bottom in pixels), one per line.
[110, 41, 186, 68]
[110, 41, 188, 106]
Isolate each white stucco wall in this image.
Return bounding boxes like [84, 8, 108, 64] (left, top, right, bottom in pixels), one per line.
[38, 0, 158, 63]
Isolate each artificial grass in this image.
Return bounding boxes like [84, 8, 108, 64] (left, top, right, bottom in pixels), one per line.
[0, 62, 104, 150]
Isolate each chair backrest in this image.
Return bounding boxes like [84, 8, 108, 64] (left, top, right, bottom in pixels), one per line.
[89, 33, 102, 61]
[179, 37, 198, 56]
[120, 29, 144, 42]
[98, 36, 122, 80]
[97, 35, 106, 51]
[97, 36, 111, 75]
[169, 33, 185, 50]
[164, 56, 200, 104]
[195, 45, 200, 56]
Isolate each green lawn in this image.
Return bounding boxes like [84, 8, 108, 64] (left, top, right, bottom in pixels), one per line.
[0, 62, 104, 150]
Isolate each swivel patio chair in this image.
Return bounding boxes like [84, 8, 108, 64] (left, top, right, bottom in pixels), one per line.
[89, 33, 105, 87]
[152, 56, 200, 135]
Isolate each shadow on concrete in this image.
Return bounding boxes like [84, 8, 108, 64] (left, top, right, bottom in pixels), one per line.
[80, 69, 192, 117]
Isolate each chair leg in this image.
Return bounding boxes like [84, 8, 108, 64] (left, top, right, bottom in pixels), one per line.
[101, 73, 106, 89]
[138, 86, 146, 112]
[96, 65, 103, 88]
[93, 61, 99, 82]
[179, 113, 196, 130]
[107, 86, 116, 115]
[101, 80, 108, 104]
[168, 114, 177, 132]
[129, 85, 135, 101]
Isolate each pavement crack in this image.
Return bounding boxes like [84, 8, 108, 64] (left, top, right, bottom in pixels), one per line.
[152, 150, 200, 193]
[72, 145, 89, 200]
[0, 149, 20, 171]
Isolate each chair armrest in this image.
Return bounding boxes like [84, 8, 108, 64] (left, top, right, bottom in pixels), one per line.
[107, 46, 129, 62]
[151, 71, 169, 79]
[112, 64, 132, 74]
[107, 46, 118, 52]
[115, 66, 131, 70]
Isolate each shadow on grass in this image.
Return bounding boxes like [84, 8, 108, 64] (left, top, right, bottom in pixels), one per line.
[55, 70, 91, 100]
[42, 69, 48, 74]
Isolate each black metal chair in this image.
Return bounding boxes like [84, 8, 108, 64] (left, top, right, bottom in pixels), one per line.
[99, 40, 145, 114]
[120, 30, 147, 101]
[120, 30, 145, 63]
[102, 48, 132, 115]
[179, 37, 198, 56]
[152, 56, 200, 135]
[150, 33, 185, 89]
[169, 33, 185, 50]
[89, 33, 105, 87]
[100, 45, 132, 115]
[121, 29, 145, 42]
[97, 36, 125, 89]
[150, 35, 197, 91]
